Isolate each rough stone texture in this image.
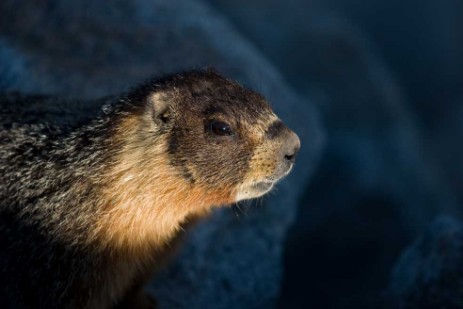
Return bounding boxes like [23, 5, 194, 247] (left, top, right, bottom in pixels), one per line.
[389, 216, 463, 308]
[0, 0, 323, 308]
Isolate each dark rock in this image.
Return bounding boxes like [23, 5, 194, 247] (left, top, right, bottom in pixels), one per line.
[201, 1, 462, 306]
[389, 216, 463, 308]
[278, 21, 459, 308]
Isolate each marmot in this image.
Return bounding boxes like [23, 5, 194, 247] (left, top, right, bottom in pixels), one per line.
[0, 69, 300, 308]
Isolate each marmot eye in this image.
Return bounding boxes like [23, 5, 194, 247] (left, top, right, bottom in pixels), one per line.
[209, 121, 233, 136]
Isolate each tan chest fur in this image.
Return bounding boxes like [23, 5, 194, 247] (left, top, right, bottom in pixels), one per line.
[85, 117, 236, 306]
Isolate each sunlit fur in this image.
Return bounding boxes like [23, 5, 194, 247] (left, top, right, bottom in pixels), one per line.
[0, 69, 299, 308]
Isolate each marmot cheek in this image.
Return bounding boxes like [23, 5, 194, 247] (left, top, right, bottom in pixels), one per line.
[199, 185, 238, 206]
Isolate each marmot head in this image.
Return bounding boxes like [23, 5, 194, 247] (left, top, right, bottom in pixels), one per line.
[118, 69, 300, 208]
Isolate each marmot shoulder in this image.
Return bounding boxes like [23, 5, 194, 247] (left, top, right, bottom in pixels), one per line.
[0, 69, 300, 308]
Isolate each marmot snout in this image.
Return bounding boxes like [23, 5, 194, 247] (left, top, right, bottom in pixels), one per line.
[0, 69, 300, 308]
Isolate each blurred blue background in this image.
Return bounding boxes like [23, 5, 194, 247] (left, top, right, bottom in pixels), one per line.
[204, 1, 463, 308]
[1, 0, 462, 308]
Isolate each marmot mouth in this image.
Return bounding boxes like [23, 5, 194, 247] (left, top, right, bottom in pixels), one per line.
[250, 181, 274, 192]
[235, 180, 277, 201]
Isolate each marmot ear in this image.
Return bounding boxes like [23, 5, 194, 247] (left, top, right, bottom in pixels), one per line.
[147, 92, 171, 126]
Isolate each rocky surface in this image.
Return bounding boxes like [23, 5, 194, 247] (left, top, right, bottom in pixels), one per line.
[389, 216, 463, 308]
[204, 1, 463, 308]
[0, 0, 323, 307]
[278, 21, 459, 308]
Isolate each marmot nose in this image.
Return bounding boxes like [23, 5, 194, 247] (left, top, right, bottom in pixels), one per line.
[283, 131, 301, 163]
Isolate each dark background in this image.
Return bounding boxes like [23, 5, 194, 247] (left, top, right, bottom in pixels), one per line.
[1, 0, 463, 308]
[204, 1, 463, 308]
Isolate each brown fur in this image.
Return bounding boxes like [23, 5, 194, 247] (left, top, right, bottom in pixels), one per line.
[0, 69, 300, 308]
